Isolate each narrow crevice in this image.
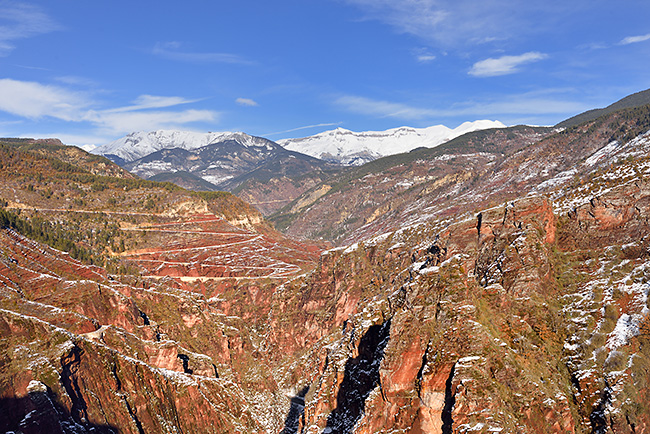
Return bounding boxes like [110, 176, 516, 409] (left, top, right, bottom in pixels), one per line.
[324, 318, 392, 433]
[60, 344, 89, 424]
[441, 363, 456, 434]
[111, 362, 122, 391]
[138, 309, 150, 326]
[177, 354, 193, 375]
[626, 414, 637, 433]
[416, 343, 430, 398]
[589, 379, 612, 434]
[124, 398, 146, 434]
[476, 212, 483, 240]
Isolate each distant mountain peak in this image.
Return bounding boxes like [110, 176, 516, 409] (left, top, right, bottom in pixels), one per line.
[278, 120, 506, 166]
[92, 130, 270, 163]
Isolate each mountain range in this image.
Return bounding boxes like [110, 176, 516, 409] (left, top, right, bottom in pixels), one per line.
[90, 120, 506, 215]
[277, 120, 506, 165]
[1, 90, 650, 433]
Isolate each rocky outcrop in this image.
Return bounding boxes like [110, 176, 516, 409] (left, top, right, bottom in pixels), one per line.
[264, 173, 650, 433]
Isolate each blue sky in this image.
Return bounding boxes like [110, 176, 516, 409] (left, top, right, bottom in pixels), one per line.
[1, 0, 649, 147]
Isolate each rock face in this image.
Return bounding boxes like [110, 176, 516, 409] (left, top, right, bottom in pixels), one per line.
[2, 102, 650, 433]
[270, 186, 650, 433]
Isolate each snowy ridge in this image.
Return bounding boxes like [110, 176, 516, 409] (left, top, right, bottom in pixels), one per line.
[92, 130, 269, 162]
[278, 120, 506, 166]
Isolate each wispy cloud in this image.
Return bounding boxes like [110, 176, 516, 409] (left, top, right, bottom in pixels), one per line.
[86, 110, 218, 135]
[412, 47, 436, 63]
[235, 97, 259, 107]
[469, 52, 547, 77]
[153, 42, 254, 65]
[416, 54, 436, 63]
[342, 0, 537, 48]
[55, 76, 101, 87]
[0, 78, 219, 136]
[620, 33, 650, 45]
[334, 91, 590, 124]
[335, 95, 439, 120]
[264, 122, 342, 137]
[452, 96, 589, 117]
[105, 95, 202, 113]
[0, 3, 61, 56]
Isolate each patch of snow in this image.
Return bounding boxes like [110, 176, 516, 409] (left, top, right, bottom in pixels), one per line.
[564, 342, 579, 352]
[201, 174, 234, 185]
[458, 422, 486, 432]
[343, 242, 360, 254]
[363, 232, 392, 247]
[584, 141, 620, 166]
[606, 313, 642, 350]
[419, 266, 440, 274]
[27, 380, 47, 393]
[531, 168, 577, 192]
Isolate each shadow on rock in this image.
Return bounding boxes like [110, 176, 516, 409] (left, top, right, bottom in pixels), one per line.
[280, 385, 310, 434]
[324, 318, 392, 434]
[1, 385, 117, 434]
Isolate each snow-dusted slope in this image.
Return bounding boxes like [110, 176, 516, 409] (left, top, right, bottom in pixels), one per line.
[92, 130, 271, 163]
[278, 120, 506, 165]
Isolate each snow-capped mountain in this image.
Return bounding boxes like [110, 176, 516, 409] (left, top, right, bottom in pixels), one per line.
[278, 120, 506, 165]
[92, 130, 272, 163]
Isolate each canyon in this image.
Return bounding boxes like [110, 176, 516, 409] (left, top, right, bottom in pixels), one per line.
[1, 98, 650, 433]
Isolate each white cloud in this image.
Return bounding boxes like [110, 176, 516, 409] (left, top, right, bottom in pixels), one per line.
[469, 52, 547, 77]
[335, 95, 439, 119]
[620, 33, 650, 45]
[21, 132, 111, 150]
[86, 109, 218, 135]
[236, 97, 259, 107]
[0, 3, 61, 56]
[417, 54, 436, 63]
[0, 78, 219, 136]
[0, 78, 89, 120]
[105, 95, 201, 113]
[153, 42, 254, 65]
[342, 1, 593, 51]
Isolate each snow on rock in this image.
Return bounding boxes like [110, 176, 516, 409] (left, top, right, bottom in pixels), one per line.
[27, 380, 47, 393]
[584, 141, 620, 167]
[278, 120, 506, 166]
[92, 130, 269, 162]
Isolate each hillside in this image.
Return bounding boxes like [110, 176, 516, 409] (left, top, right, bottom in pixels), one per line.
[272, 104, 650, 245]
[95, 131, 341, 216]
[2, 97, 650, 433]
[270, 125, 551, 243]
[556, 88, 650, 128]
[148, 170, 221, 191]
[0, 137, 319, 278]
